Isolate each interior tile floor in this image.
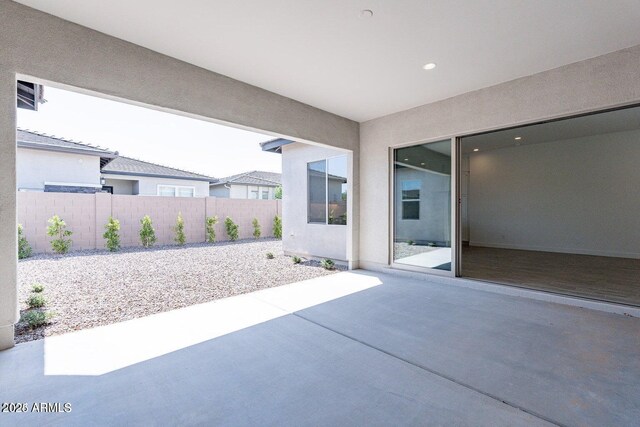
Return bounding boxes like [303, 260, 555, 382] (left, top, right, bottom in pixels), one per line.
[462, 246, 640, 306]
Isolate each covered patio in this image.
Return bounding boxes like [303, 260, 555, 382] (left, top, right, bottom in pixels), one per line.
[1, 271, 638, 426]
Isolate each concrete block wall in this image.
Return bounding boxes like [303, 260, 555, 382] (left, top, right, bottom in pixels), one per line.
[18, 192, 282, 253]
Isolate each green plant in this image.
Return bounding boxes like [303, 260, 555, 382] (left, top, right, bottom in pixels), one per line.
[31, 283, 44, 293]
[252, 218, 261, 239]
[266, 252, 274, 259]
[273, 215, 282, 239]
[17, 224, 32, 259]
[21, 310, 54, 329]
[46, 215, 73, 254]
[26, 293, 46, 309]
[206, 216, 218, 243]
[139, 215, 157, 248]
[103, 216, 121, 252]
[174, 212, 186, 245]
[224, 217, 239, 241]
[274, 185, 282, 200]
[407, 240, 415, 246]
[320, 259, 336, 270]
[292, 255, 302, 264]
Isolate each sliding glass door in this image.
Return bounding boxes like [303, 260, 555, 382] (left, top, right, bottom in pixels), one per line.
[393, 139, 453, 272]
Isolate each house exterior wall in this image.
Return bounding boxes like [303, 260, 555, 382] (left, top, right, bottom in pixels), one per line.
[230, 184, 248, 199]
[359, 44, 640, 271]
[104, 178, 137, 195]
[209, 185, 230, 198]
[210, 184, 277, 199]
[0, 0, 358, 349]
[17, 192, 282, 253]
[101, 174, 210, 197]
[281, 143, 347, 261]
[17, 148, 101, 191]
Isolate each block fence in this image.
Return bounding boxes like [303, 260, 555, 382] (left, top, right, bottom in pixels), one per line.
[18, 192, 282, 253]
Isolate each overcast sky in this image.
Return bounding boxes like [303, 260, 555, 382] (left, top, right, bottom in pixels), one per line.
[17, 86, 281, 178]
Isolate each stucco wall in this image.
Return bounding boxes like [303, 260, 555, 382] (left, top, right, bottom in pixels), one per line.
[281, 143, 348, 261]
[467, 129, 640, 259]
[17, 148, 101, 190]
[104, 178, 136, 195]
[0, 0, 358, 348]
[359, 44, 640, 269]
[209, 185, 230, 198]
[17, 192, 282, 252]
[102, 174, 209, 197]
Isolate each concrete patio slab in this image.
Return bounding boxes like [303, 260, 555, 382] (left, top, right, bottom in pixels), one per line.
[1, 270, 637, 426]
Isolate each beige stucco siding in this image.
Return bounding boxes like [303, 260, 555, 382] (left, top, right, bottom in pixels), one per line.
[17, 148, 101, 191]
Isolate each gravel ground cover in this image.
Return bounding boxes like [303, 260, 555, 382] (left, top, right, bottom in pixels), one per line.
[16, 239, 343, 344]
[394, 242, 442, 259]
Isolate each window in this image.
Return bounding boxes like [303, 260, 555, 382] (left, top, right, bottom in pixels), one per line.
[157, 185, 195, 197]
[307, 155, 348, 225]
[249, 186, 259, 199]
[401, 180, 420, 220]
[261, 189, 269, 199]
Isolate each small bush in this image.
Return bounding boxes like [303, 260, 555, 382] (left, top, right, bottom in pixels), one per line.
[320, 259, 336, 270]
[31, 283, 44, 293]
[21, 310, 53, 329]
[224, 217, 239, 241]
[252, 218, 261, 239]
[174, 212, 186, 245]
[18, 224, 32, 259]
[47, 215, 73, 254]
[292, 256, 302, 264]
[103, 216, 121, 252]
[26, 294, 46, 309]
[273, 215, 282, 239]
[407, 240, 415, 246]
[266, 252, 274, 259]
[274, 186, 282, 200]
[206, 216, 218, 243]
[139, 215, 157, 248]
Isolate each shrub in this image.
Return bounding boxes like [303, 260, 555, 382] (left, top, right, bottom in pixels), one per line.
[266, 252, 274, 259]
[320, 259, 336, 270]
[252, 218, 261, 239]
[205, 216, 218, 243]
[273, 215, 282, 239]
[407, 240, 415, 246]
[103, 216, 121, 252]
[224, 217, 239, 241]
[21, 310, 53, 329]
[18, 224, 32, 259]
[274, 185, 282, 200]
[31, 283, 44, 293]
[26, 293, 46, 309]
[292, 255, 302, 264]
[139, 215, 157, 248]
[174, 212, 186, 245]
[47, 215, 73, 254]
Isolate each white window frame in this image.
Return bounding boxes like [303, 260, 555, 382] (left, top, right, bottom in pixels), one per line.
[157, 184, 196, 197]
[307, 155, 348, 226]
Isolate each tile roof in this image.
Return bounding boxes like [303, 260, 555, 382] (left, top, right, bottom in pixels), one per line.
[101, 156, 215, 182]
[17, 128, 118, 157]
[212, 170, 281, 186]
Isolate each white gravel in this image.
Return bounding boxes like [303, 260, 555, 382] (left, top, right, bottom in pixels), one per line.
[16, 239, 343, 344]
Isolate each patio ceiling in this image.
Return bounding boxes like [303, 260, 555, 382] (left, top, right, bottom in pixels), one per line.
[13, 1, 640, 122]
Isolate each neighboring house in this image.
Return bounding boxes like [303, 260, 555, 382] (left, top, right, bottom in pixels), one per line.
[101, 156, 213, 197]
[209, 170, 281, 199]
[16, 129, 214, 197]
[17, 129, 118, 193]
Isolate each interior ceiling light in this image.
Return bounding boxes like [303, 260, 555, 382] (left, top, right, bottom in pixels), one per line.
[423, 63, 437, 70]
[360, 9, 374, 18]
[514, 136, 522, 140]
[473, 148, 479, 152]
[404, 158, 409, 161]
[420, 162, 425, 165]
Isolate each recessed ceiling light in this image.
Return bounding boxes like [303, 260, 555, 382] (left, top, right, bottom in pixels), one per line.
[514, 136, 522, 140]
[473, 148, 479, 152]
[423, 63, 437, 70]
[360, 9, 374, 18]
[420, 162, 425, 165]
[404, 158, 409, 161]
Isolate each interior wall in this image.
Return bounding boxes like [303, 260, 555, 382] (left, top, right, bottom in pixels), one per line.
[0, 0, 359, 349]
[467, 129, 640, 258]
[359, 44, 640, 270]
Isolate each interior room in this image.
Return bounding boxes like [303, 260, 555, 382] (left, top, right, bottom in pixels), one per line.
[460, 106, 640, 306]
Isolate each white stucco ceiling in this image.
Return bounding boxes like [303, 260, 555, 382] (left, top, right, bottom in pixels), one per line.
[15, 0, 640, 122]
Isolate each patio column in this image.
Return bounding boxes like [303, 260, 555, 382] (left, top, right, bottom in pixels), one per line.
[0, 70, 17, 350]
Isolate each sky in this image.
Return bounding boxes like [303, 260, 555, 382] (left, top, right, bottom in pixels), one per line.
[17, 86, 281, 178]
